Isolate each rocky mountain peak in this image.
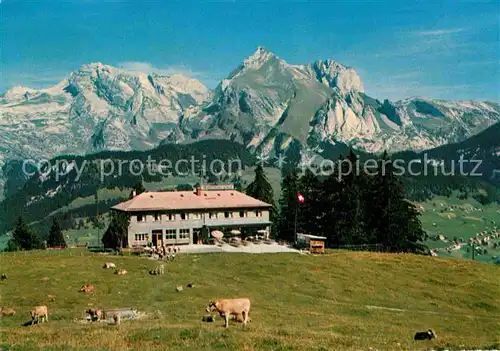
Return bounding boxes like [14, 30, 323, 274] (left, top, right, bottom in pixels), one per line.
[228, 46, 283, 80]
[311, 59, 364, 94]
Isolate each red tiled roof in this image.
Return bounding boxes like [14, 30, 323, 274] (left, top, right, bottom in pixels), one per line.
[111, 190, 272, 212]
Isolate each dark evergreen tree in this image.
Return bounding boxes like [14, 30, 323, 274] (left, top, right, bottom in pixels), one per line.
[278, 150, 428, 254]
[320, 171, 343, 246]
[246, 165, 274, 203]
[246, 165, 278, 236]
[47, 217, 67, 248]
[365, 152, 427, 253]
[340, 153, 365, 245]
[102, 211, 130, 249]
[10, 216, 41, 250]
[277, 168, 299, 242]
[296, 169, 322, 235]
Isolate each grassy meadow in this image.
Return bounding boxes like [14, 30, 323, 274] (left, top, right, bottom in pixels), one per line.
[0, 249, 499, 350]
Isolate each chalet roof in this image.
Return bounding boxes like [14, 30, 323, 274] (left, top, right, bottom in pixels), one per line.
[111, 190, 272, 212]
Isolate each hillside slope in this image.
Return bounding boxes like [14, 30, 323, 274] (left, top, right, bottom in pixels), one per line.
[0, 140, 255, 234]
[0, 250, 498, 350]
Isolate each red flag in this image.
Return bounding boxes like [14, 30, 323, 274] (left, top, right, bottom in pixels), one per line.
[297, 193, 305, 203]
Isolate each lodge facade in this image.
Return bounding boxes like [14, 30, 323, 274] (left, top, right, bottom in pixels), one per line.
[111, 185, 272, 247]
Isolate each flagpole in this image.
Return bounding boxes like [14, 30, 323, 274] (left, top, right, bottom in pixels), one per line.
[294, 193, 304, 246]
[294, 201, 298, 245]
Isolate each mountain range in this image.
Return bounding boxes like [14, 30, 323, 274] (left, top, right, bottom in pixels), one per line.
[1, 46, 499, 198]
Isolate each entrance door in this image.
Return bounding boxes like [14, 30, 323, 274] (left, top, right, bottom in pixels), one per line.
[152, 230, 163, 247]
[193, 229, 200, 244]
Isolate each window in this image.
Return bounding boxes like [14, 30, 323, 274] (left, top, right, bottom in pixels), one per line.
[239, 211, 246, 218]
[209, 212, 218, 219]
[192, 212, 201, 219]
[165, 229, 176, 240]
[154, 213, 160, 222]
[135, 233, 148, 241]
[255, 210, 262, 217]
[224, 211, 232, 218]
[180, 213, 188, 220]
[137, 214, 145, 222]
[166, 213, 175, 221]
[179, 229, 190, 239]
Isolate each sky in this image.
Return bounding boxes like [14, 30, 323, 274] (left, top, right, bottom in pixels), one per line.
[1, 0, 499, 102]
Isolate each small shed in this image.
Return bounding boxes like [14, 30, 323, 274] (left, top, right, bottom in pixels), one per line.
[296, 233, 327, 254]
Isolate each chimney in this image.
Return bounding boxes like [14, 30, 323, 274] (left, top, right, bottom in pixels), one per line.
[195, 187, 202, 196]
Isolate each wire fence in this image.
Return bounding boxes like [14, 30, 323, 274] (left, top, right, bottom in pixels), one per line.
[328, 243, 385, 252]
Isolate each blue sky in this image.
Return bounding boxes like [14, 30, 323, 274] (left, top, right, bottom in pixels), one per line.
[2, 0, 499, 101]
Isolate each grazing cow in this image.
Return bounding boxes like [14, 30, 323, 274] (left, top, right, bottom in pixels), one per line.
[79, 284, 95, 293]
[414, 329, 437, 340]
[206, 298, 251, 328]
[231, 312, 251, 323]
[1, 274, 7, 280]
[30, 305, 48, 326]
[86, 308, 103, 321]
[149, 264, 165, 275]
[115, 269, 127, 275]
[103, 262, 116, 269]
[79, 284, 93, 293]
[0, 307, 16, 316]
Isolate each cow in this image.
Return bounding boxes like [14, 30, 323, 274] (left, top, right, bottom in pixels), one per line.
[103, 262, 116, 269]
[206, 298, 251, 328]
[414, 329, 437, 340]
[0, 307, 16, 316]
[231, 312, 251, 323]
[30, 305, 48, 326]
[114, 269, 127, 275]
[86, 308, 102, 322]
[79, 284, 95, 293]
[1, 274, 7, 280]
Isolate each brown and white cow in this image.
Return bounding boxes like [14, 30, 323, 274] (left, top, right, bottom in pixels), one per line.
[206, 298, 251, 328]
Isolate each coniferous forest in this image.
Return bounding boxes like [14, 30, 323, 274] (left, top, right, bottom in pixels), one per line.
[275, 151, 428, 254]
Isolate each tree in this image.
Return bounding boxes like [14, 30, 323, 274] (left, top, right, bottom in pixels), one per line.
[246, 165, 274, 203]
[129, 180, 146, 198]
[277, 168, 299, 242]
[364, 152, 426, 253]
[297, 169, 322, 235]
[10, 216, 41, 251]
[176, 183, 193, 191]
[47, 217, 67, 248]
[246, 165, 278, 236]
[102, 211, 130, 249]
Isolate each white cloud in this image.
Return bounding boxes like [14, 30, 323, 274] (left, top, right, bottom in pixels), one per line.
[416, 28, 465, 36]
